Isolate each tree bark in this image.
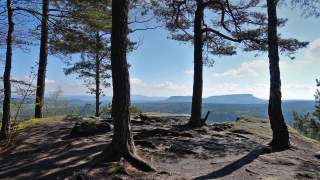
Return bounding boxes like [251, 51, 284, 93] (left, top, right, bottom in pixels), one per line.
[35, 0, 49, 118]
[188, 1, 204, 127]
[267, 0, 290, 151]
[95, 0, 154, 172]
[95, 32, 101, 117]
[0, 0, 14, 140]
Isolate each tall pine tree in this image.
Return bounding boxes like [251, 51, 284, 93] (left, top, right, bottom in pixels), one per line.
[94, 0, 155, 171]
[34, 0, 49, 118]
[266, 0, 290, 151]
[0, 0, 13, 139]
[50, 0, 112, 117]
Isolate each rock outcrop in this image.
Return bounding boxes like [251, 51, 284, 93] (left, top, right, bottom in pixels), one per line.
[70, 119, 112, 137]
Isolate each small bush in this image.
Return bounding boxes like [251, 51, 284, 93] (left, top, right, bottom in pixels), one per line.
[130, 106, 141, 113]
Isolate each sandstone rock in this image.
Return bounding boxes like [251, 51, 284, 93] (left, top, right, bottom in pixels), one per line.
[168, 144, 197, 155]
[70, 120, 112, 137]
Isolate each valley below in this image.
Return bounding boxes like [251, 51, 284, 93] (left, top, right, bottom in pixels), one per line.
[133, 101, 314, 124]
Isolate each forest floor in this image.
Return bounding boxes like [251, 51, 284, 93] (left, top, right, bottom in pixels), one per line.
[0, 113, 320, 180]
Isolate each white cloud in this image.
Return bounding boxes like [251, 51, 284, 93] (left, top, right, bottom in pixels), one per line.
[282, 84, 315, 99]
[45, 79, 55, 84]
[210, 60, 266, 78]
[130, 77, 191, 96]
[130, 77, 144, 85]
[184, 69, 194, 75]
[305, 38, 320, 59]
[202, 38, 320, 99]
[45, 80, 88, 96]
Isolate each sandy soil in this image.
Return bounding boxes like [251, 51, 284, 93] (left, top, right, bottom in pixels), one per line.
[0, 113, 319, 180]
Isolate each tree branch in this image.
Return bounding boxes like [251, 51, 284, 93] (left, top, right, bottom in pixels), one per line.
[130, 25, 162, 33]
[202, 27, 241, 42]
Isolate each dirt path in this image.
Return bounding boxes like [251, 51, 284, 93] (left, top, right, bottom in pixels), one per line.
[0, 114, 319, 179]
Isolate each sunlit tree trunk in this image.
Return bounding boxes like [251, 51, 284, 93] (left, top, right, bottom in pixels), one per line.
[188, 1, 204, 127]
[95, 0, 154, 171]
[0, 0, 14, 140]
[35, 0, 49, 118]
[267, 0, 290, 150]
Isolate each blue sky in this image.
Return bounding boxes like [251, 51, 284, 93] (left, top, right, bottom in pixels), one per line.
[5, 5, 320, 100]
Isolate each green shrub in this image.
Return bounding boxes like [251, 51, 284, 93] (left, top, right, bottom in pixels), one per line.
[130, 106, 141, 113]
[293, 79, 320, 140]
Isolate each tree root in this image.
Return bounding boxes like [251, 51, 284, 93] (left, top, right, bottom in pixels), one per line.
[268, 139, 291, 152]
[90, 145, 120, 168]
[187, 111, 211, 128]
[125, 151, 156, 172]
[90, 145, 156, 172]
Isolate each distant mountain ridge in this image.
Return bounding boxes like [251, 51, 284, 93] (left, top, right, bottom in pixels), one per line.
[62, 95, 167, 103]
[204, 94, 266, 104]
[28, 94, 313, 104]
[165, 96, 192, 102]
[56, 94, 313, 105]
[165, 94, 267, 104]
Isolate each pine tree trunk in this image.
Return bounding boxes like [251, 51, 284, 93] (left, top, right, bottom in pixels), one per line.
[35, 0, 49, 118]
[0, 0, 14, 140]
[267, 0, 290, 150]
[109, 0, 133, 157]
[95, 32, 101, 117]
[95, 60, 100, 118]
[188, 2, 204, 127]
[95, 0, 154, 172]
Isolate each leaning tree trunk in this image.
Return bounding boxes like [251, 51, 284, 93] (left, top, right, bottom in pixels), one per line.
[267, 0, 290, 151]
[0, 0, 14, 140]
[95, 0, 154, 172]
[188, 2, 204, 127]
[95, 33, 101, 117]
[34, 0, 49, 118]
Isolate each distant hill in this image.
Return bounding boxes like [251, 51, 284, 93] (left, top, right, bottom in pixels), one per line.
[130, 95, 167, 102]
[164, 94, 266, 104]
[62, 95, 167, 103]
[165, 96, 192, 102]
[204, 94, 266, 104]
[62, 94, 310, 105]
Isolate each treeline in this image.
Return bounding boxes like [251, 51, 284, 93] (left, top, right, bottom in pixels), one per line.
[293, 79, 320, 140]
[0, 0, 319, 171]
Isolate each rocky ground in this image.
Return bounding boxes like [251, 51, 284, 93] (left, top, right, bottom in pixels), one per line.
[0, 113, 319, 180]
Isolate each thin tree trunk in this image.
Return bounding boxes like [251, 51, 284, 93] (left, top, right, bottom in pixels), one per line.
[188, 1, 204, 127]
[267, 0, 290, 151]
[95, 0, 154, 172]
[0, 0, 14, 139]
[35, 0, 49, 118]
[95, 32, 101, 117]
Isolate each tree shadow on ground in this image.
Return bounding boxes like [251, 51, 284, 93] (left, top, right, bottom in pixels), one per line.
[194, 147, 271, 180]
[0, 118, 108, 180]
[0, 143, 105, 180]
